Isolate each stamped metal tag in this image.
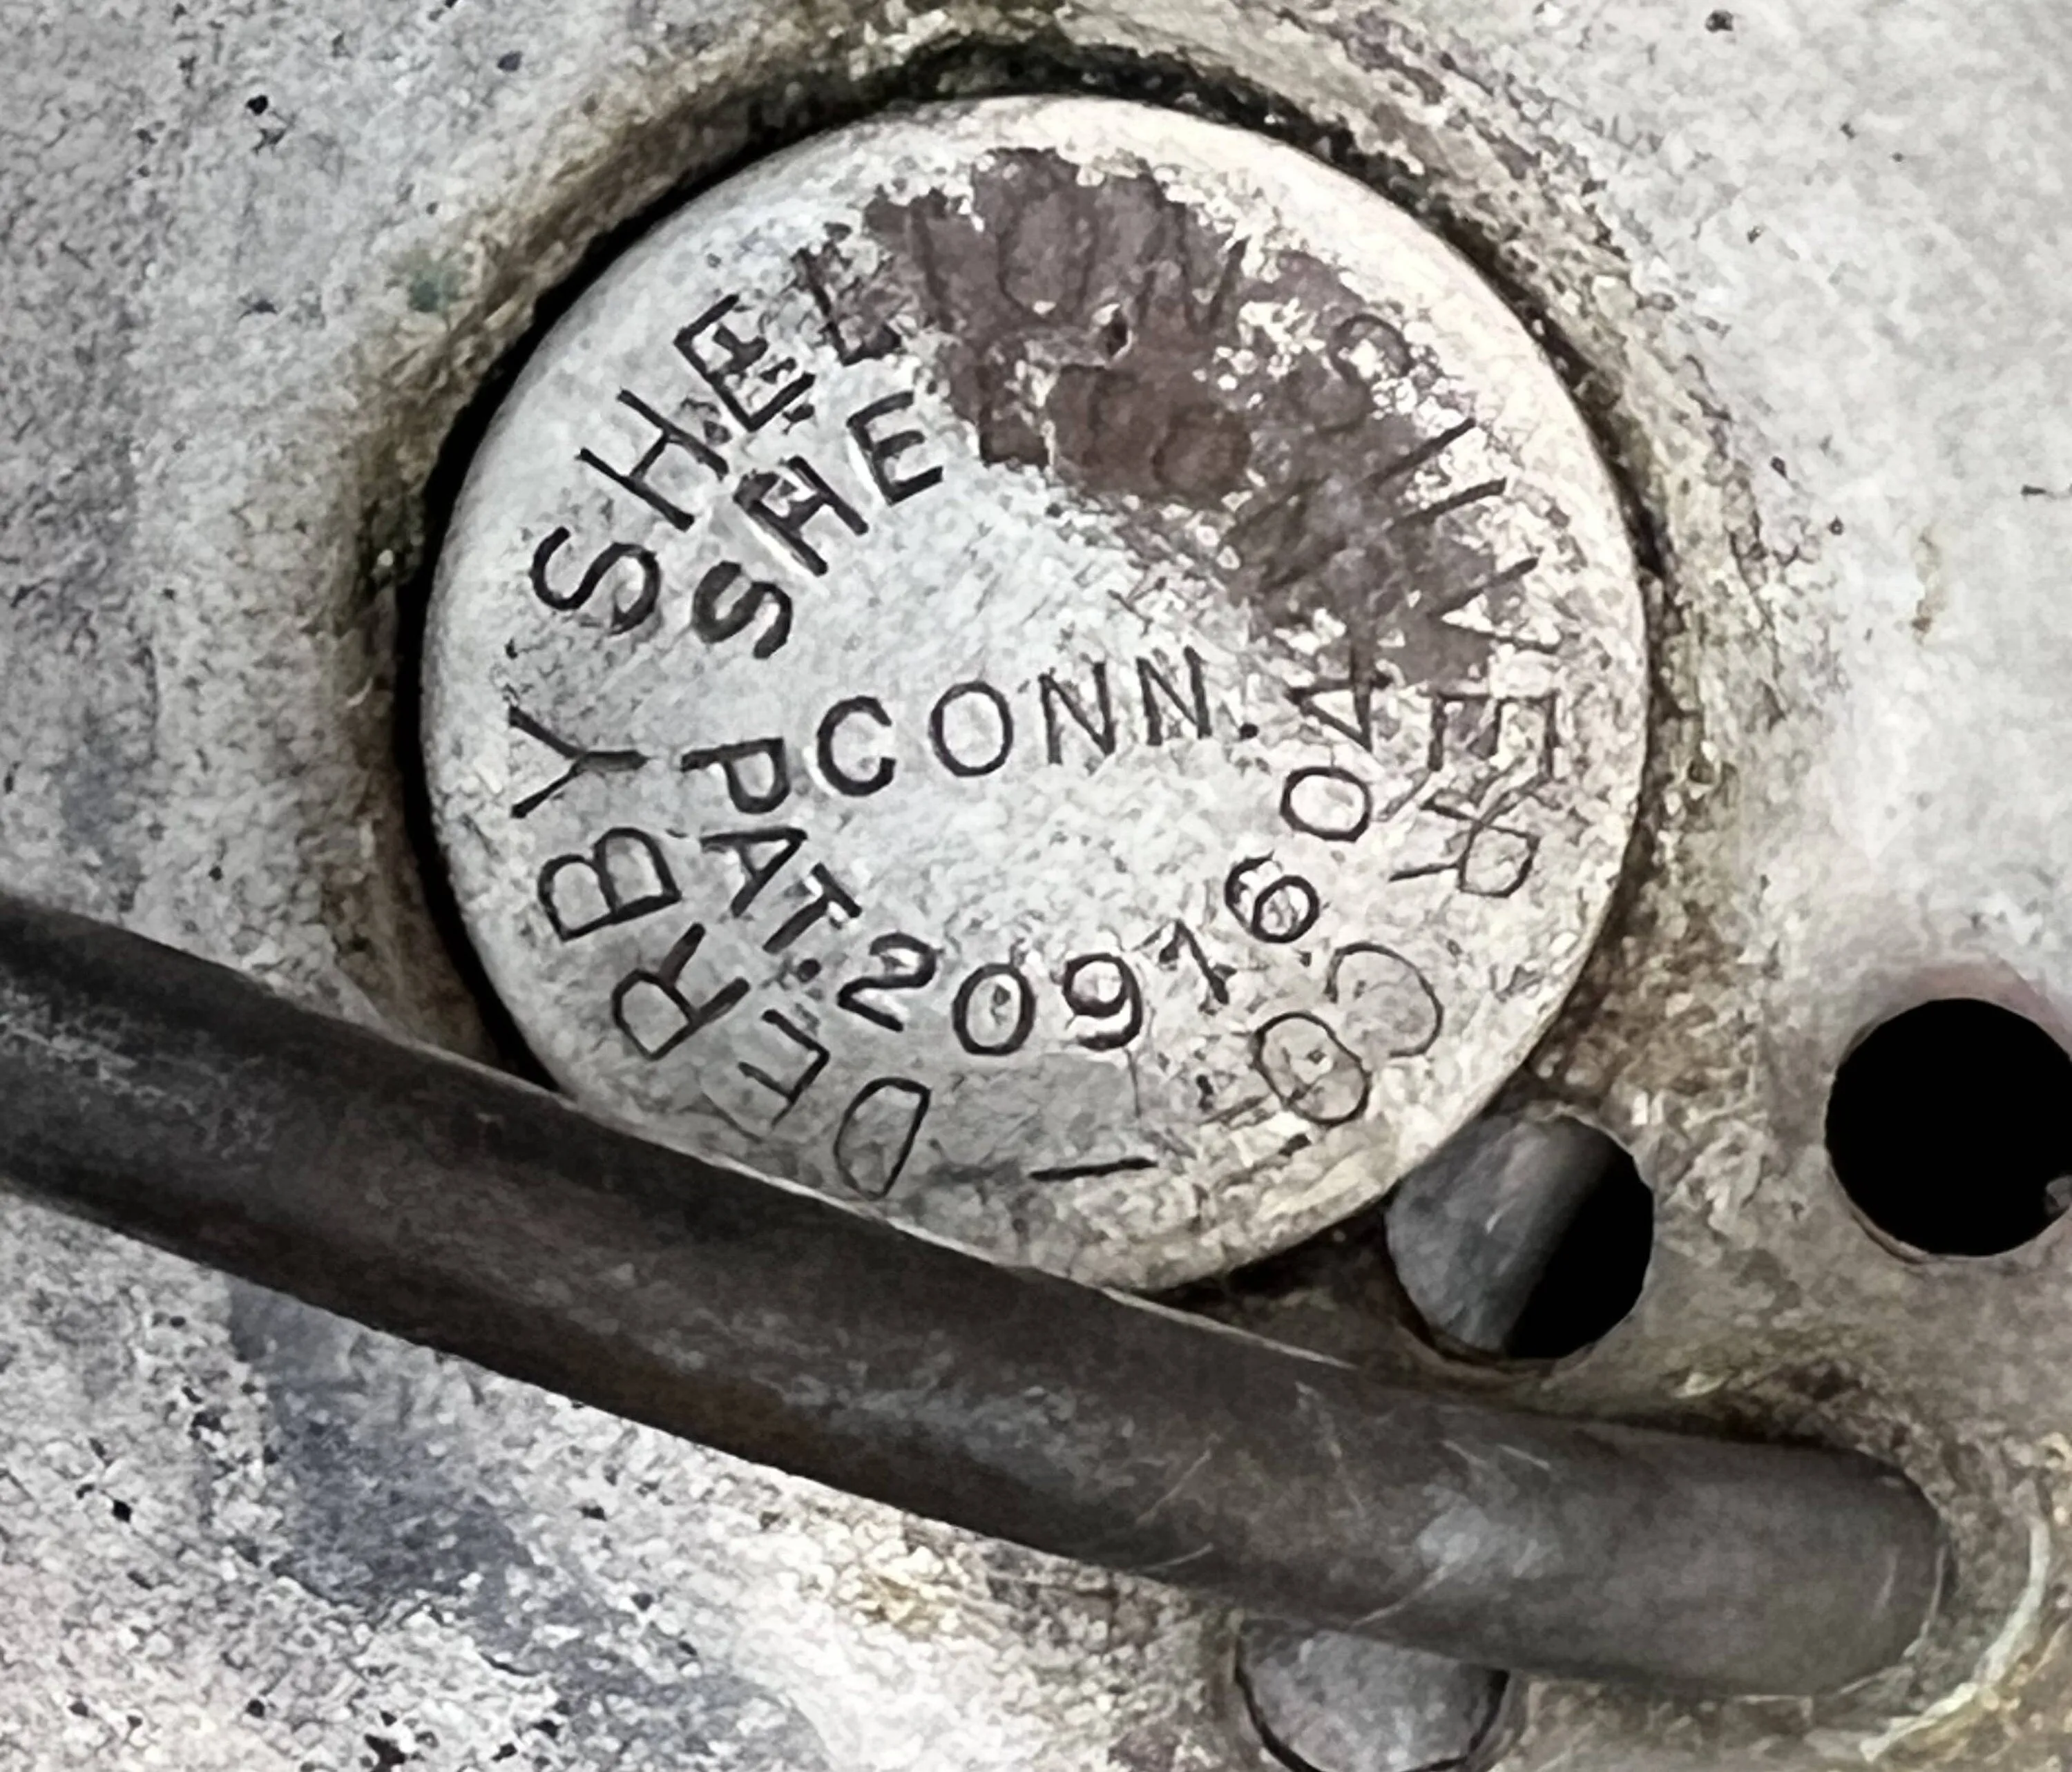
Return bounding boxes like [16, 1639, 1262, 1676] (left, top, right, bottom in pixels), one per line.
[424, 97, 1646, 1289]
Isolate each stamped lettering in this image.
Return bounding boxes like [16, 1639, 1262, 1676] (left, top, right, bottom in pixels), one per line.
[425, 101, 1647, 1289]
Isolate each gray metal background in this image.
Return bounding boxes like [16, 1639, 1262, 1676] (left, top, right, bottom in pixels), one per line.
[5, 1, 2072, 1767]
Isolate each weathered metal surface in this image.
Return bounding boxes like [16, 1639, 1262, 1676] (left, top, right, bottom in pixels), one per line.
[6, 0, 2072, 1768]
[423, 97, 1645, 1289]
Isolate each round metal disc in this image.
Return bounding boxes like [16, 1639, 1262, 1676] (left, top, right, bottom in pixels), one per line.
[423, 95, 1645, 1288]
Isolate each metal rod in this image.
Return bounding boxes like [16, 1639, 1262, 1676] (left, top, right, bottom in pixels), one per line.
[0, 892, 1942, 1695]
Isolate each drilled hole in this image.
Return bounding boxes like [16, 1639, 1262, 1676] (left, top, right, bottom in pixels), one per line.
[1236, 1619, 1508, 1772]
[1384, 1116, 1653, 1360]
[1826, 998, 2072, 1256]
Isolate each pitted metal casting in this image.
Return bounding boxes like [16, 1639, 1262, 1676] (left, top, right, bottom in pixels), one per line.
[425, 97, 1645, 1287]
[12, 3, 2072, 1771]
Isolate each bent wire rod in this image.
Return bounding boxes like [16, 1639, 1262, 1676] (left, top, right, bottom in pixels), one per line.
[0, 892, 1943, 1695]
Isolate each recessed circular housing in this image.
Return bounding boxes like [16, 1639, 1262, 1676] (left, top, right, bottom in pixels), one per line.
[423, 96, 1647, 1289]
[1827, 997, 2072, 1257]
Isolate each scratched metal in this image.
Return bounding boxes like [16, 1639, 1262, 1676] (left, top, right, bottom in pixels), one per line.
[423, 99, 1647, 1289]
[9, 1, 2072, 1769]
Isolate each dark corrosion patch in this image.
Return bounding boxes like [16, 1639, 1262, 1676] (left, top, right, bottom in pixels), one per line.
[862, 146, 1522, 687]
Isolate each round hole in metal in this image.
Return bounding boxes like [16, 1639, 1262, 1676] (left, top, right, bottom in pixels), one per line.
[1384, 1114, 1652, 1360]
[1827, 998, 2072, 1258]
